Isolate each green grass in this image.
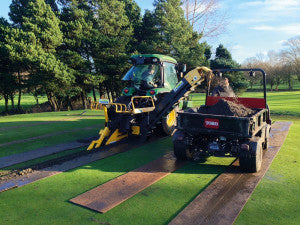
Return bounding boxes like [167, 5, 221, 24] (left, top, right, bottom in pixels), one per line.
[0, 110, 104, 157]
[251, 81, 300, 91]
[0, 92, 299, 224]
[0, 117, 101, 144]
[0, 94, 48, 112]
[0, 110, 103, 128]
[0, 138, 234, 225]
[0, 126, 100, 158]
[235, 116, 300, 225]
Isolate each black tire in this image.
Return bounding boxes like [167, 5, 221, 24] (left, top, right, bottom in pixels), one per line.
[173, 140, 193, 160]
[173, 131, 193, 160]
[239, 141, 262, 173]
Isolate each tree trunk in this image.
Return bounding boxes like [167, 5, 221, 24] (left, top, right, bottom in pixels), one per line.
[81, 91, 87, 109]
[288, 79, 292, 90]
[34, 88, 39, 105]
[47, 92, 58, 111]
[98, 84, 105, 99]
[104, 82, 112, 102]
[67, 95, 73, 110]
[17, 71, 22, 111]
[4, 95, 9, 112]
[92, 87, 97, 101]
[10, 94, 15, 109]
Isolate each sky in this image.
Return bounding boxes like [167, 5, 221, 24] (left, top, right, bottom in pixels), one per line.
[1, 0, 299, 64]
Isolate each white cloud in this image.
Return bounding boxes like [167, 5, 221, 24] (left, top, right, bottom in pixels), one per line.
[240, 0, 300, 11]
[251, 25, 274, 31]
[251, 23, 300, 35]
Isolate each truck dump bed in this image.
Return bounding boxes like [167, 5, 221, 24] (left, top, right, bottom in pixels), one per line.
[177, 96, 268, 138]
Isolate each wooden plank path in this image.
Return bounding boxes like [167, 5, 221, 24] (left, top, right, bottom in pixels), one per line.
[169, 121, 292, 225]
[70, 152, 186, 213]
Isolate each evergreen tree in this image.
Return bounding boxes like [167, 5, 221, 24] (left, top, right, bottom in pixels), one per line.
[138, 10, 160, 53]
[120, 0, 142, 52]
[150, 0, 207, 68]
[19, 0, 74, 111]
[92, 0, 133, 100]
[9, 0, 59, 27]
[59, 0, 97, 108]
[210, 44, 248, 93]
[0, 18, 17, 112]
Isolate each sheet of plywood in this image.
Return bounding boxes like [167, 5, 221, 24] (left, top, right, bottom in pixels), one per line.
[70, 153, 186, 213]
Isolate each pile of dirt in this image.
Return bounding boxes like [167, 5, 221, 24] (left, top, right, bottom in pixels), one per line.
[192, 99, 257, 117]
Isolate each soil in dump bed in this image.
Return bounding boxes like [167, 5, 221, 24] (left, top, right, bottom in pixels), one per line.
[187, 99, 258, 117]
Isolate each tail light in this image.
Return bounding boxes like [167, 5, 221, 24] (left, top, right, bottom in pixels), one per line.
[124, 88, 129, 94]
[149, 90, 155, 95]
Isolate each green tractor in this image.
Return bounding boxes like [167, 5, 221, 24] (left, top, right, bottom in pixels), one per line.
[118, 54, 187, 134]
[88, 54, 201, 150]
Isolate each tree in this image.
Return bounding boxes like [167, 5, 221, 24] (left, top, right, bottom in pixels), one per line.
[59, 0, 98, 108]
[0, 18, 18, 112]
[280, 36, 300, 87]
[211, 44, 248, 93]
[121, 0, 142, 53]
[9, 0, 59, 27]
[151, 0, 208, 68]
[20, 0, 74, 111]
[92, 0, 133, 101]
[138, 10, 160, 53]
[182, 0, 227, 38]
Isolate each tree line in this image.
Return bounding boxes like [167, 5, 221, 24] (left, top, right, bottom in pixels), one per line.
[0, 0, 249, 114]
[243, 36, 300, 91]
[0, 0, 214, 113]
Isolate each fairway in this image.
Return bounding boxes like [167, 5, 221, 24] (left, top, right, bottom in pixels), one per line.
[0, 91, 299, 225]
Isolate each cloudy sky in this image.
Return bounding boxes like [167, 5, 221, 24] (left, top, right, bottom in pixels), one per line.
[1, 0, 299, 63]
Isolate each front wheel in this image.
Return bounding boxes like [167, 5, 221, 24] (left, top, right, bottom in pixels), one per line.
[161, 108, 177, 135]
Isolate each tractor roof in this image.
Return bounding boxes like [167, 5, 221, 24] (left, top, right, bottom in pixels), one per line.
[131, 54, 177, 64]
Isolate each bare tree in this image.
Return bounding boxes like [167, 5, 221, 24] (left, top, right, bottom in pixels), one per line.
[280, 36, 300, 81]
[182, 0, 228, 38]
[243, 51, 283, 91]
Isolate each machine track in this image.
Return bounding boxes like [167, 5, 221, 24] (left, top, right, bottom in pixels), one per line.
[0, 134, 166, 193]
[169, 121, 292, 225]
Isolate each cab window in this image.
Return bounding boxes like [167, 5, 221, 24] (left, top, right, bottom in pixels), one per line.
[163, 62, 178, 90]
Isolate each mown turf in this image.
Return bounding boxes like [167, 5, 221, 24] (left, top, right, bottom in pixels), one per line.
[0, 126, 101, 158]
[0, 92, 299, 225]
[0, 94, 48, 112]
[0, 137, 234, 225]
[235, 116, 300, 225]
[0, 110, 104, 157]
[0, 110, 103, 128]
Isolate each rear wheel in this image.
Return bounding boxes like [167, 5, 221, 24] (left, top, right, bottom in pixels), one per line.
[239, 141, 262, 173]
[173, 131, 193, 160]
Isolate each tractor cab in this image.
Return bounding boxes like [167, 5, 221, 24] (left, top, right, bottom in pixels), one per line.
[122, 54, 184, 96]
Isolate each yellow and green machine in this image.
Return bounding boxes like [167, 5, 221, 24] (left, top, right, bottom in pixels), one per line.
[88, 54, 213, 150]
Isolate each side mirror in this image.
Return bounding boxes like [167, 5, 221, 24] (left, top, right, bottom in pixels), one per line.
[176, 63, 187, 73]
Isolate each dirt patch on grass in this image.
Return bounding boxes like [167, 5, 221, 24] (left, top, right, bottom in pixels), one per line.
[0, 168, 33, 182]
[195, 99, 257, 117]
